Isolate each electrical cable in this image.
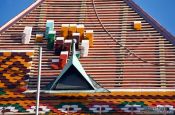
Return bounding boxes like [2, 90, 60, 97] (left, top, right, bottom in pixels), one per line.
[92, 0, 175, 66]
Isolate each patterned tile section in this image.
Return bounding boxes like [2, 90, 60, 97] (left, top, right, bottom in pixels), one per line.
[0, 51, 34, 98]
[0, 104, 26, 113]
[0, 92, 175, 114]
[0, 88, 5, 95]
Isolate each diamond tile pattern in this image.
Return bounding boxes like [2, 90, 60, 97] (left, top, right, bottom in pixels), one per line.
[0, 51, 33, 97]
[0, 92, 175, 114]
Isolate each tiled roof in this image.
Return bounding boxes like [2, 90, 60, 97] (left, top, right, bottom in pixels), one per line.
[1, 92, 175, 114]
[0, 51, 33, 90]
[0, 0, 175, 114]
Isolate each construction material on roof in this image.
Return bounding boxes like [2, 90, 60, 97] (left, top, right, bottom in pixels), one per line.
[35, 33, 43, 42]
[54, 37, 64, 55]
[47, 30, 56, 50]
[134, 21, 142, 30]
[51, 59, 59, 70]
[59, 51, 68, 69]
[22, 26, 32, 44]
[45, 24, 92, 70]
[85, 30, 94, 47]
[77, 24, 85, 42]
[61, 24, 69, 39]
[45, 20, 54, 38]
[63, 40, 72, 54]
[69, 24, 77, 38]
[81, 40, 89, 57]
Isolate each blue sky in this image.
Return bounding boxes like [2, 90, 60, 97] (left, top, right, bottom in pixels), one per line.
[0, 0, 34, 27]
[0, 0, 174, 36]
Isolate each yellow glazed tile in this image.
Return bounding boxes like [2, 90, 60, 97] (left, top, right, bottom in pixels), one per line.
[3, 52, 11, 57]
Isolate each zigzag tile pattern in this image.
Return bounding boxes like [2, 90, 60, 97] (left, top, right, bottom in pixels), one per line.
[0, 0, 175, 89]
[0, 51, 33, 97]
[0, 92, 175, 114]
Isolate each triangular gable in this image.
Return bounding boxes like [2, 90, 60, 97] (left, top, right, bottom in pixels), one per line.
[50, 65, 94, 90]
[45, 40, 108, 92]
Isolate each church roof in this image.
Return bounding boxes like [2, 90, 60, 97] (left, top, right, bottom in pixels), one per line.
[0, 0, 175, 114]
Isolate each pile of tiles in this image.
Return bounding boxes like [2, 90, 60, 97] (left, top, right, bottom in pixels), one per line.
[44, 20, 94, 70]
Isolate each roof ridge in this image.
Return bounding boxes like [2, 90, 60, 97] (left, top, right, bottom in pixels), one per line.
[0, 0, 44, 34]
[124, 0, 175, 45]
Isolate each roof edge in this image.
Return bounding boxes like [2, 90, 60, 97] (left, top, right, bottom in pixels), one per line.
[0, 0, 44, 34]
[124, 0, 175, 45]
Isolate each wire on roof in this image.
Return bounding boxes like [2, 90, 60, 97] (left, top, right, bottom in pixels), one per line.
[92, 0, 175, 66]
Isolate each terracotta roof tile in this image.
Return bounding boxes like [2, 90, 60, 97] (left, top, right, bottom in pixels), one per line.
[0, 0, 175, 114]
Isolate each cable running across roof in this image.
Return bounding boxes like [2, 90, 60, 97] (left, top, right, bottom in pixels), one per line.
[92, 0, 175, 66]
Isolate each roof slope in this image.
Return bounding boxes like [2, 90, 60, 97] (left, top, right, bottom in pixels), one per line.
[124, 0, 175, 45]
[0, 0, 175, 90]
[0, 0, 175, 114]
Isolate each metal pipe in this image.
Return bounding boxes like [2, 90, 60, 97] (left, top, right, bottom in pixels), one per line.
[36, 47, 42, 115]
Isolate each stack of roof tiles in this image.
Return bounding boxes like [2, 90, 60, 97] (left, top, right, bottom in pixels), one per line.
[0, 0, 175, 114]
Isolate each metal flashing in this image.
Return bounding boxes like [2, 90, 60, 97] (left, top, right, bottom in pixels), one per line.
[44, 40, 108, 92]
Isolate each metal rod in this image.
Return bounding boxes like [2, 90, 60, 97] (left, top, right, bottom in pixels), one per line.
[36, 47, 42, 115]
[99, 106, 102, 115]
